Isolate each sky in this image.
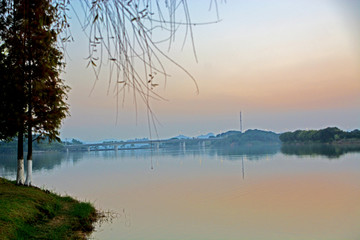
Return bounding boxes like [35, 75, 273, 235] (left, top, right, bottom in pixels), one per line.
[60, 0, 360, 142]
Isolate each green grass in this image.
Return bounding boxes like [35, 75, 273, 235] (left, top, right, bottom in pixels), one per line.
[0, 177, 98, 240]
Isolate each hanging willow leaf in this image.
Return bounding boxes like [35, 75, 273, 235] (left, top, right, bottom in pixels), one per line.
[93, 14, 98, 23]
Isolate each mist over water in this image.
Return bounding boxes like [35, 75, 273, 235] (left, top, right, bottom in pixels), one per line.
[1, 146, 359, 239]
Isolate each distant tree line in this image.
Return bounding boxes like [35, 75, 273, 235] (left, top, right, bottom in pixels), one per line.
[279, 127, 360, 143]
[0, 138, 83, 153]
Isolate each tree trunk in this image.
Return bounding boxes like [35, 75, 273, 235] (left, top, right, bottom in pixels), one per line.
[25, 159, 32, 186]
[16, 129, 25, 185]
[25, 128, 32, 186]
[25, 68, 32, 186]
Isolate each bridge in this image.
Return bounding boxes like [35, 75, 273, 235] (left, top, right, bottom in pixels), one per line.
[65, 137, 222, 152]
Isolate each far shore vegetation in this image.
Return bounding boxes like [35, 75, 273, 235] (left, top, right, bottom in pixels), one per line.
[279, 127, 360, 144]
[0, 137, 81, 153]
[0, 177, 99, 240]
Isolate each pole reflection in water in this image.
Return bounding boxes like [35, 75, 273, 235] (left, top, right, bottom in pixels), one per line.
[241, 155, 245, 179]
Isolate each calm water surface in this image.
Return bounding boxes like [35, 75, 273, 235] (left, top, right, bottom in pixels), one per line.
[1, 146, 360, 240]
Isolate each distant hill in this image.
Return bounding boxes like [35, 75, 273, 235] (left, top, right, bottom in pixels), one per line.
[171, 135, 191, 140]
[197, 133, 215, 139]
[212, 129, 280, 147]
[216, 130, 241, 138]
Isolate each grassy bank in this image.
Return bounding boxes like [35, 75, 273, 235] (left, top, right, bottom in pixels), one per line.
[0, 177, 98, 240]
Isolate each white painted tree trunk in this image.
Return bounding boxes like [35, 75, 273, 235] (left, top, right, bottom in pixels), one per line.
[16, 158, 25, 185]
[25, 159, 32, 186]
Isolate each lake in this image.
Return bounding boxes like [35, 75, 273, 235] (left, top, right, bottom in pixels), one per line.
[1, 145, 360, 240]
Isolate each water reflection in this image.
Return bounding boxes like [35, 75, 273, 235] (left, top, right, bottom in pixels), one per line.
[1, 144, 360, 177]
[1, 145, 359, 239]
[0, 152, 86, 177]
[211, 144, 280, 161]
[281, 143, 360, 158]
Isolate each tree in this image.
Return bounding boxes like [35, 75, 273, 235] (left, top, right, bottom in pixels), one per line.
[22, 0, 69, 185]
[0, 0, 28, 184]
[0, 0, 69, 185]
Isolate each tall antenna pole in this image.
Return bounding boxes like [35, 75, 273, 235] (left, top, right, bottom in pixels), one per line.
[240, 111, 243, 133]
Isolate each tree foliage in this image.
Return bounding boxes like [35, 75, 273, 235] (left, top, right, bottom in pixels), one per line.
[66, 0, 221, 132]
[0, 0, 70, 143]
[75, 0, 218, 92]
[0, 0, 25, 141]
[279, 127, 360, 143]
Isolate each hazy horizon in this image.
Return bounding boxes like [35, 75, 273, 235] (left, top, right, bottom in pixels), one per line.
[60, 1, 360, 142]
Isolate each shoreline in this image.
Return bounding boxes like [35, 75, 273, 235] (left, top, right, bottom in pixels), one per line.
[0, 177, 99, 240]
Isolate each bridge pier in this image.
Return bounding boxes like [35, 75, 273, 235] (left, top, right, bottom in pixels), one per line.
[87, 146, 90, 152]
[198, 141, 206, 148]
[114, 145, 118, 152]
[180, 141, 186, 151]
[150, 142, 160, 150]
